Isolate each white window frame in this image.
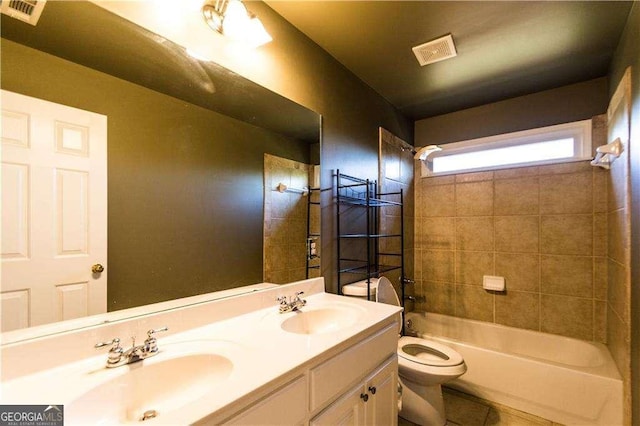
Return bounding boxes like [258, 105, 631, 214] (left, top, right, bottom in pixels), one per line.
[419, 119, 593, 177]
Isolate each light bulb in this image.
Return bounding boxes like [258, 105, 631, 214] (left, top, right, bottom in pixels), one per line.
[246, 17, 272, 47]
[223, 0, 250, 40]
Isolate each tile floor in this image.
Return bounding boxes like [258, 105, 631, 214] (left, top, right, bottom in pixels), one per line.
[398, 387, 564, 426]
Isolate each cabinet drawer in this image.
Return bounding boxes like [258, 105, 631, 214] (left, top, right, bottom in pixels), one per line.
[310, 323, 397, 411]
[224, 375, 308, 425]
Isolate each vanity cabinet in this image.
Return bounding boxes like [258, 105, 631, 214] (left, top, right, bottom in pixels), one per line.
[3, 280, 404, 426]
[310, 356, 397, 426]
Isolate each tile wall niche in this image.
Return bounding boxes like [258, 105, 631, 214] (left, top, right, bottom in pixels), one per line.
[413, 118, 609, 342]
[263, 154, 320, 283]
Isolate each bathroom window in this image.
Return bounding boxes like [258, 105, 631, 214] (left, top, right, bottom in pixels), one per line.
[420, 120, 592, 177]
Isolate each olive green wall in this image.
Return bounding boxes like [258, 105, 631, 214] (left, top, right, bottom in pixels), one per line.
[1, 0, 414, 301]
[204, 2, 414, 293]
[1, 40, 310, 310]
[414, 77, 609, 146]
[608, 2, 640, 424]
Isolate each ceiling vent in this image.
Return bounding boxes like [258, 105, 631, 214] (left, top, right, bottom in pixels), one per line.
[1, 0, 47, 26]
[412, 34, 457, 66]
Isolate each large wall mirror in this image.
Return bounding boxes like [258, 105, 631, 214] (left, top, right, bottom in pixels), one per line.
[0, 1, 321, 337]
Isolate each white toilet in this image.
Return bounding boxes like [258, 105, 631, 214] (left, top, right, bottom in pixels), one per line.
[343, 277, 466, 426]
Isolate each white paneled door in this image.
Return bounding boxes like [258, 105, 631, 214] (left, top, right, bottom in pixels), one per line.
[1, 90, 107, 332]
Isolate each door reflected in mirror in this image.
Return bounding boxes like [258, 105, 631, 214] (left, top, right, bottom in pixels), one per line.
[2, 90, 109, 330]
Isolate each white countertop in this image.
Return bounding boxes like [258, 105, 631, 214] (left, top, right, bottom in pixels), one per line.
[1, 282, 401, 425]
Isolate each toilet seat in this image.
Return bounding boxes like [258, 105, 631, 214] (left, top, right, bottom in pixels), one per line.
[397, 336, 467, 385]
[398, 336, 464, 367]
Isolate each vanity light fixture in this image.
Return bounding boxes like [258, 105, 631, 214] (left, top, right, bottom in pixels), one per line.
[202, 0, 272, 48]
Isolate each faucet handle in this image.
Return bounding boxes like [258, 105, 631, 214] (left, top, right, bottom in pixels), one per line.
[95, 337, 121, 350]
[144, 326, 168, 354]
[293, 291, 306, 308]
[277, 296, 292, 313]
[95, 338, 123, 366]
[147, 326, 169, 338]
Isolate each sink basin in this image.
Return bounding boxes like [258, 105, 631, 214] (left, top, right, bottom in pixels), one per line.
[66, 353, 233, 424]
[280, 305, 364, 335]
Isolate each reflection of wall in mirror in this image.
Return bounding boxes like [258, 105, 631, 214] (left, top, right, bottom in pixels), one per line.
[1, 39, 312, 315]
[263, 154, 320, 283]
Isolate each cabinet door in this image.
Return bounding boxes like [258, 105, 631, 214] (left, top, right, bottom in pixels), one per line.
[365, 356, 398, 426]
[310, 323, 397, 411]
[310, 384, 366, 426]
[311, 355, 398, 426]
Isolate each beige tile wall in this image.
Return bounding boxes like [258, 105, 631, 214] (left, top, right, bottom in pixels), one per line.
[379, 128, 415, 298]
[605, 72, 632, 423]
[414, 139, 609, 342]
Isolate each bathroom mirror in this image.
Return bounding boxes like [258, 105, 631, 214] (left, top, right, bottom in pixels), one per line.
[0, 1, 321, 338]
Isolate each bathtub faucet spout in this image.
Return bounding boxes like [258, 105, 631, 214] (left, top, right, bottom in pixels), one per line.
[404, 319, 419, 337]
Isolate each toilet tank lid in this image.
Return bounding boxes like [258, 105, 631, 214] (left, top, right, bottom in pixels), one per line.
[342, 278, 379, 297]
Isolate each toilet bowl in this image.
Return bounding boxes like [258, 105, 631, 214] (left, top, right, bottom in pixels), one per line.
[397, 336, 467, 425]
[398, 337, 466, 385]
[342, 277, 466, 426]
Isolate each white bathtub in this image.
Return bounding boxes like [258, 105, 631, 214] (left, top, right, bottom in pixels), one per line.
[406, 312, 623, 426]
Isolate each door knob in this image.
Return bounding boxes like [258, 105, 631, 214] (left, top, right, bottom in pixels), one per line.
[92, 264, 105, 273]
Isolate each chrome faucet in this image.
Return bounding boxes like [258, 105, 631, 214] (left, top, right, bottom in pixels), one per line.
[404, 319, 419, 337]
[95, 326, 168, 368]
[276, 291, 307, 313]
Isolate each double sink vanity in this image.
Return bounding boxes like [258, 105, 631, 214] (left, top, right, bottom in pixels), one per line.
[1, 278, 401, 425]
